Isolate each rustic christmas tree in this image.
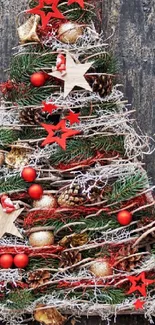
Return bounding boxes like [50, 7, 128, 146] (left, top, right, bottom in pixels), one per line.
[0, 0, 155, 324]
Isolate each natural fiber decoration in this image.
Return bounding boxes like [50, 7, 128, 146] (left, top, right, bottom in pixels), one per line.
[17, 15, 40, 43]
[34, 304, 66, 325]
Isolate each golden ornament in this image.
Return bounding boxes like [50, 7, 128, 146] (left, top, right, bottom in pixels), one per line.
[17, 15, 40, 44]
[34, 304, 66, 325]
[33, 194, 57, 209]
[57, 22, 83, 44]
[5, 144, 33, 169]
[29, 227, 54, 247]
[0, 152, 5, 167]
[90, 259, 113, 277]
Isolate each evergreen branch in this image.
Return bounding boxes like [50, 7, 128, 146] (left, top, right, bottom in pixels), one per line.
[108, 172, 148, 203]
[4, 290, 35, 310]
[0, 174, 27, 194]
[0, 129, 20, 146]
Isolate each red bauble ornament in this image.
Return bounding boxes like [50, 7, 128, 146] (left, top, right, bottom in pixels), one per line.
[0, 254, 14, 269]
[117, 210, 132, 226]
[28, 184, 43, 200]
[13, 253, 29, 268]
[30, 72, 46, 87]
[21, 167, 37, 182]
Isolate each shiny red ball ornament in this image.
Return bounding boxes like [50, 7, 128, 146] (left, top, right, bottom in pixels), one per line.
[30, 72, 46, 87]
[28, 184, 43, 200]
[117, 210, 132, 226]
[13, 253, 29, 268]
[21, 167, 37, 182]
[0, 254, 14, 269]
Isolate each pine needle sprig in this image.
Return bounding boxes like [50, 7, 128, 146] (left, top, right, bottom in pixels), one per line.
[4, 290, 35, 310]
[0, 174, 26, 194]
[0, 129, 20, 147]
[108, 172, 148, 203]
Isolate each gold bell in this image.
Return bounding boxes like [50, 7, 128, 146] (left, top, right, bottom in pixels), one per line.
[17, 15, 40, 44]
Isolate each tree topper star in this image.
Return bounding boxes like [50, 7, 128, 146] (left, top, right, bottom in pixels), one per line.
[127, 272, 155, 297]
[0, 204, 24, 238]
[41, 119, 81, 149]
[27, 0, 65, 29]
[49, 52, 94, 98]
[67, 0, 84, 8]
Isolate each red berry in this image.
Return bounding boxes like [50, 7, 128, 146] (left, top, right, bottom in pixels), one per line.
[28, 184, 43, 200]
[117, 210, 132, 226]
[0, 254, 14, 269]
[30, 72, 46, 87]
[14, 253, 29, 268]
[21, 167, 37, 182]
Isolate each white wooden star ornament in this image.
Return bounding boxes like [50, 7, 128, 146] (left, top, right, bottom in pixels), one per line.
[49, 52, 94, 98]
[0, 204, 24, 238]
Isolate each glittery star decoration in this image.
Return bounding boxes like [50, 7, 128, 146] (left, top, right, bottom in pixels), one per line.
[65, 111, 80, 125]
[42, 101, 58, 114]
[0, 204, 24, 238]
[49, 52, 93, 98]
[127, 272, 155, 297]
[134, 299, 145, 310]
[67, 0, 84, 8]
[41, 119, 81, 149]
[27, 0, 65, 29]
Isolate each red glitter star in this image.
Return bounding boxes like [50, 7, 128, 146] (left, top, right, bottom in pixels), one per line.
[134, 299, 145, 310]
[127, 272, 155, 297]
[65, 111, 80, 125]
[42, 101, 58, 114]
[27, 0, 65, 29]
[67, 0, 84, 8]
[41, 119, 81, 149]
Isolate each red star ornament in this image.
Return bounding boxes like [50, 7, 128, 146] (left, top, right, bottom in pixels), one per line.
[67, 0, 84, 8]
[65, 111, 80, 125]
[27, 0, 65, 29]
[41, 119, 81, 149]
[42, 101, 58, 114]
[127, 272, 155, 297]
[134, 299, 145, 310]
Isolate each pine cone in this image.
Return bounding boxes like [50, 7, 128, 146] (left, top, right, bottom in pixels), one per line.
[90, 75, 113, 98]
[27, 270, 50, 288]
[115, 245, 142, 272]
[59, 250, 81, 268]
[58, 184, 87, 207]
[58, 184, 99, 207]
[19, 107, 50, 125]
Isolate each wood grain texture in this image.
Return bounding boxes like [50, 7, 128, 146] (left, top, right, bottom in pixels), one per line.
[0, 0, 154, 183]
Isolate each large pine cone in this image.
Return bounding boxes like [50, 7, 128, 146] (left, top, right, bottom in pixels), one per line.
[59, 250, 81, 268]
[90, 74, 113, 97]
[114, 245, 142, 272]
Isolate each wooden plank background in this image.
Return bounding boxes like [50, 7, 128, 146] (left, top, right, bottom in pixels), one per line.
[0, 1, 154, 323]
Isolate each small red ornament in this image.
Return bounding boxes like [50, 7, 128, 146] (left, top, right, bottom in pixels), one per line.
[134, 299, 145, 310]
[127, 271, 155, 297]
[1, 195, 16, 213]
[28, 184, 43, 200]
[13, 253, 29, 268]
[56, 54, 66, 73]
[117, 210, 132, 226]
[30, 72, 46, 87]
[0, 254, 14, 269]
[42, 101, 58, 114]
[65, 111, 80, 125]
[21, 167, 37, 182]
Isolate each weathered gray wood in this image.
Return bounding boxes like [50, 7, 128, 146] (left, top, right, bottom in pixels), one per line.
[102, 0, 155, 183]
[0, 0, 155, 184]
